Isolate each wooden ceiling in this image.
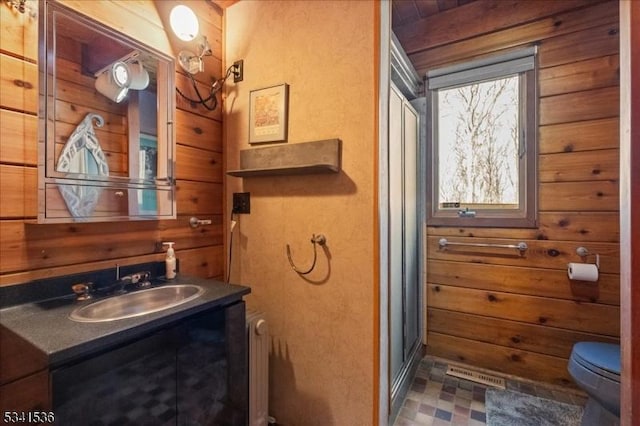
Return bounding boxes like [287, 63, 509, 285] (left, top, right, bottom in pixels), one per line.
[392, 0, 478, 27]
[209, 0, 238, 10]
[209, 1, 476, 28]
[212, 0, 476, 21]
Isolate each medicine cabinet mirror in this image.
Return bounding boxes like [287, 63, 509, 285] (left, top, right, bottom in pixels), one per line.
[38, 0, 176, 223]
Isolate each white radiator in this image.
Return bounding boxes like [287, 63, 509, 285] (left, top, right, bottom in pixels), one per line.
[246, 310, 269, 426]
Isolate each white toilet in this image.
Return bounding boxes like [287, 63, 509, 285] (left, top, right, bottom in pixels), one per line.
[568, 342, 620, 426]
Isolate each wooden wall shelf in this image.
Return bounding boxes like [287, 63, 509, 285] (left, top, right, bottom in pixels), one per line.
[227, 139, 341, 177]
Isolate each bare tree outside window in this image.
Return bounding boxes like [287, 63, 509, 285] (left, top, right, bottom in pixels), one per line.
[437, 76, 519, 208]
[427, 47, 537, 227]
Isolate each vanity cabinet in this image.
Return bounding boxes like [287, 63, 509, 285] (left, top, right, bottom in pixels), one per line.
[51, 301, 247, 426]
[0, 272, 250, 425]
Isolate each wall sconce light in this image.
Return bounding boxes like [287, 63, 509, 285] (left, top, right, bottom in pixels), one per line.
[177, 35, 212, 75]
[170, 4, 208, 74]
[95, 61, 130, 103]
[170, 4, 199, 42]
[94, 54, 150, 103]
[169, 4, 242, 111]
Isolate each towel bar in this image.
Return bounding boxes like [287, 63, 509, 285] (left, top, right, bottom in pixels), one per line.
[438, 238, 528, 253]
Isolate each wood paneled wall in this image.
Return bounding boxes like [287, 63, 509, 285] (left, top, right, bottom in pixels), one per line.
[0, 1, 225, 286]
[401, 0, 620, 386]
[54, 33, 129, 177]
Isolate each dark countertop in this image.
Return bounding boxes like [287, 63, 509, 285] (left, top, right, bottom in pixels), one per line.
[0, 275, 250, 367]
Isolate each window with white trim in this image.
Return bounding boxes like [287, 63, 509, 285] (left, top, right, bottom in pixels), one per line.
[426, 47, 538, 227]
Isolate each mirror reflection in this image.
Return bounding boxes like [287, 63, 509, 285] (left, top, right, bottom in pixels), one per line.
[55, 113, 109, 218]
[55, 113, 109, 177]
[39, 0, 176, 223]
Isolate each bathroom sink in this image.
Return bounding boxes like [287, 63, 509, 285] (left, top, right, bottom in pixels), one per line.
[69, 285, 205, 322]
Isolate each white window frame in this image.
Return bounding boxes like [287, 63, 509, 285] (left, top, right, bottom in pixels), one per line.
[426, 47, 538, 228]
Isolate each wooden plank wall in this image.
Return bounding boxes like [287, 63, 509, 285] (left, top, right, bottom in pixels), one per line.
[54, 33, 129, 178]
[0, 1, 225, 286]
[396, 0, 620, 386]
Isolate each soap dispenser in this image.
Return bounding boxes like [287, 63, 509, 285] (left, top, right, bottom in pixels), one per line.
[163, 242, 176, 279]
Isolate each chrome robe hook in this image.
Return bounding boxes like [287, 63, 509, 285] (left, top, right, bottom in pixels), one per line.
[286, 234, 327, 275]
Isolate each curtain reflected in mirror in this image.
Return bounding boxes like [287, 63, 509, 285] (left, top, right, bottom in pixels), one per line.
[56, 113, 110, 218]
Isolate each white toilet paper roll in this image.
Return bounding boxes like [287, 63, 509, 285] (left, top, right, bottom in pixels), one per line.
[567, 263, 599, 282]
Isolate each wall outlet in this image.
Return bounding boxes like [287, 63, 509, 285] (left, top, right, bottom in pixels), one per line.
[232, 192, 250, 214]
[233, 60, 244, 83]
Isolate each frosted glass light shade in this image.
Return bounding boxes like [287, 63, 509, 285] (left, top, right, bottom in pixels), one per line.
[170, 5, 199, 42]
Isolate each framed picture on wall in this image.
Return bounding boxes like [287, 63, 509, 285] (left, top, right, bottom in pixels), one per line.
[249, 83, 289, 144]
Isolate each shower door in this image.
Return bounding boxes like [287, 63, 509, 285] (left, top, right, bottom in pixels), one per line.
[389, 84, 420, 399]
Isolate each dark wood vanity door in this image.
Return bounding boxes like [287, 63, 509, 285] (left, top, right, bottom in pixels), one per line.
[0, 326, 48, 386]
[49, 301, 247, 426]
[176, 301, 247, 426]
[51, 331, 179, 426]
[0, 326, 50, 413]
[0, 370, 50, 413]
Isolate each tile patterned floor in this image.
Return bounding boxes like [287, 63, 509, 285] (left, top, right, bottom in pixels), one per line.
[393, 356, 588, 426]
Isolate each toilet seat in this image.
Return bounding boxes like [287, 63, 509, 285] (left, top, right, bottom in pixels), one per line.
[568, 342, 621, 421]
[571, 342, 621, 382]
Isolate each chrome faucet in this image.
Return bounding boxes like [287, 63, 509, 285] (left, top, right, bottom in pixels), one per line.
[114, 271, 152, 293]
[73, 270, 153, 299]
[126, 271, 152, 286]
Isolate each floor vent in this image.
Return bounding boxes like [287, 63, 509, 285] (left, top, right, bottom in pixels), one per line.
[446, 365, 506, 389]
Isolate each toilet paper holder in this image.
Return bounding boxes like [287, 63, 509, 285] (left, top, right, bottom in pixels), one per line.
[576, 246, 600, 269]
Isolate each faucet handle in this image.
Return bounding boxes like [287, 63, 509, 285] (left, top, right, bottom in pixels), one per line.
[129, 271, 151, 284]
[125, 271, 151, 287]
[138, 271, 152, 287]
[72, 282, 93, 301]
[119, 271, 147, 283]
